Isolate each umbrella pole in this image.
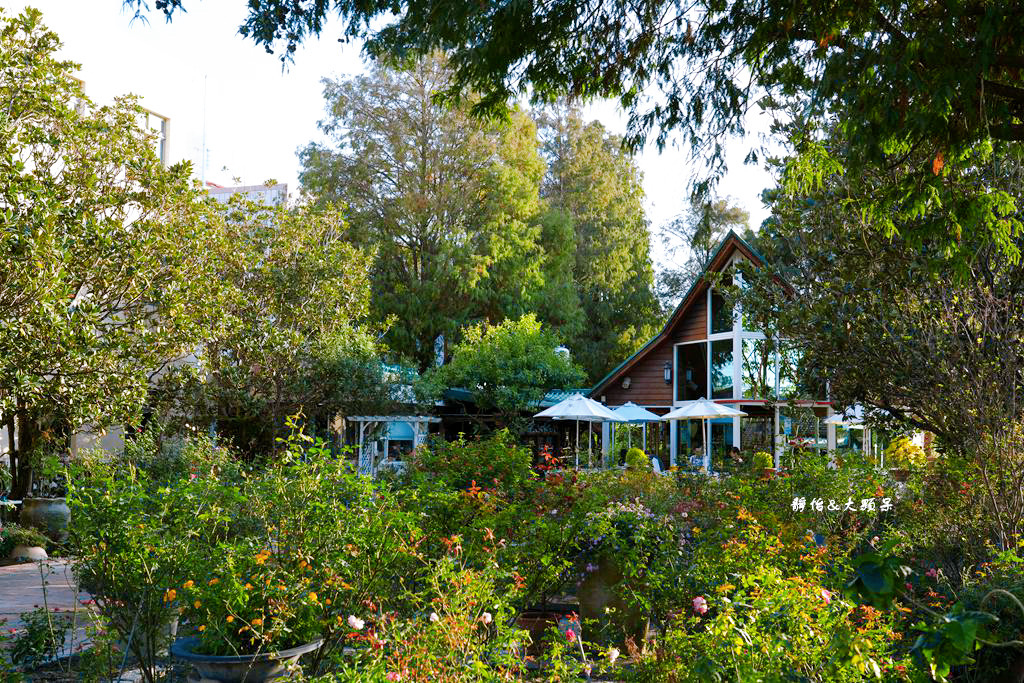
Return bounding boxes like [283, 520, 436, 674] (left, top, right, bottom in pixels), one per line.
[704, 418, 710, 472]
[643, 424, 647, 452]
[588, 423, 592, 468]
[575, 420, 580, 470]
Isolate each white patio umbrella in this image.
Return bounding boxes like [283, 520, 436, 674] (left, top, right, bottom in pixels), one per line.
[824, 404, 865, 427]
[662, 398, 747, 471]
[534, 394, 625, 468]
[611, 402, 662, 451]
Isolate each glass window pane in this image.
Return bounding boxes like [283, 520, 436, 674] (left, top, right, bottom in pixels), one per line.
[710, 418, 734, 470]
[778, 341, 827, 400]
[710, 339, 733, 399]
[676, 419, 705, 467]
[742, 338, 777, 399]
[740, 410, 773, 453]
[676, 343, 708, 402]
[710, 273, 733, 334]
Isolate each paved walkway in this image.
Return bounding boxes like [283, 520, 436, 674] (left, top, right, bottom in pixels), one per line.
[0, 560, 89, 633]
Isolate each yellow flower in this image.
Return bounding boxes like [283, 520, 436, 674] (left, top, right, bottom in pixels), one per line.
[198, 625, 206, 632]
[194, 601, 201, 609]
[164, 589, 177, 603]
[252, 618, 263, 626]
[308, 592, 318, 603]
[183, 580, 194, 589]
[208, 578, 220, 586]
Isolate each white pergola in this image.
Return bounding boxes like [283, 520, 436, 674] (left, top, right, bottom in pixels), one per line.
[349, 416, 441, 475]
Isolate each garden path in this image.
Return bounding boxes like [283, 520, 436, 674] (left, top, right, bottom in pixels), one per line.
[0, 560, 89, 633]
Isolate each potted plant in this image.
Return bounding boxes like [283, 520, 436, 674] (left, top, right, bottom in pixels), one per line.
[21, 451, 71, 543]
[577, 500, 685, 648]
[884, 436, 925, 482]
[3, 523, 49, 561]
[752, 451, 775, 479]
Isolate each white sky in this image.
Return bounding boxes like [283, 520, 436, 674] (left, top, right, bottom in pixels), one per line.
[13, 1, 776, 264]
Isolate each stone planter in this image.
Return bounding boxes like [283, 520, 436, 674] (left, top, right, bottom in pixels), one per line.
[578, 557, 650, 647]
[21, 497, 71, 544]
[171, 637, 322, 683]
[9, 544, 47, 562]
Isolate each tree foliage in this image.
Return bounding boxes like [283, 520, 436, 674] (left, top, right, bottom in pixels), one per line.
[0, 8, 222, 495]
[187, 198, 395, 456]
[129, 0, 1024, 268]
[538, 108, 661, 381]
[299, 55, 547, 371]
[740, 131, 1024, 543]
[418, 314, 586, 421]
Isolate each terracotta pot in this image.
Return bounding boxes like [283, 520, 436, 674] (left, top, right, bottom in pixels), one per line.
[171, 637, 322, 683]
[9, 545, 47, 562]
[514, 610, 567, 656]
[21, 497, 71, 543]
[578, 557, 650, 647]
[889, 468, 911, 482]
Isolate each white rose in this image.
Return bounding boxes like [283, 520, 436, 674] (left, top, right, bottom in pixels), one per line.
[481, 611, 492, 625]
[347, 615, 364, 630]
[429, 612, 440, 623]
[607, 647, 620, 664]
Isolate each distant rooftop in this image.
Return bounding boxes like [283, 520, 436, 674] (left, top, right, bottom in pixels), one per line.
[207, 182, 288, 206]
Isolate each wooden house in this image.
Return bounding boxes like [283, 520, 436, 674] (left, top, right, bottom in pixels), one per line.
[589, 231, 869, 470]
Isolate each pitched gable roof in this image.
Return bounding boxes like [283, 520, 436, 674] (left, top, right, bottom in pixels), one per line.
[589, 230, 767, 398]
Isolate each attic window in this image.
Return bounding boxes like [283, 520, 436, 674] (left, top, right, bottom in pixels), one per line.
[710, 272, 733, 335]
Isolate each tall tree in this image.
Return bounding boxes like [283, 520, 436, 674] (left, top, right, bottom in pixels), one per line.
[537, 108, 661, 382]
[741, 131, 1024, 545]
[299, 55, 547, 370]
[657, 197, 751, 306]
[0, 9, 222, 496]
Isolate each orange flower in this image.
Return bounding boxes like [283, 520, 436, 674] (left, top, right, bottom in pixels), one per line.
[245, 583, 253, 590]
[309, 592, 318, 603]
[325, 599, 332, 605]
[226, 616, 234, 623]
[164, 589, 177, 603]
[194, 601, 201, 609]
[198, 625, 206, 632]
[252, 618, 263, 626]
[183, 580, 194, 589]
[208, 578, 220, 586]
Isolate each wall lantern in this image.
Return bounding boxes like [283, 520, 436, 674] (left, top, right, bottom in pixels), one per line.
[622, 376, 632, 390]
[663, 361, 672, 384]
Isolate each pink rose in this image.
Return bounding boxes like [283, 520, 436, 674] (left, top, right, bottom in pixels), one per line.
[820, 588, 832, 605]
[692, 596, 708, 615]
[566, 628, 576, 642]
[925, 568, 938, 579]
[386, 673, 401, 682]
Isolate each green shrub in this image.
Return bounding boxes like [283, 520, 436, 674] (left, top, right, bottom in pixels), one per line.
[10, 607, 72, 671]
[2, 524, 48, 550]
[751, 450, 773, 469]
[409, 430, 535, 496]
[625, 447, 649, 471]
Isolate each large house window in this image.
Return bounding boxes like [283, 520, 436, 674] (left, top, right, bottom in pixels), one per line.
[742, 338, 776, 399]
[709, 273, 733, 334]
[710, 339, 733, 399]
[675, 343, 708, 401]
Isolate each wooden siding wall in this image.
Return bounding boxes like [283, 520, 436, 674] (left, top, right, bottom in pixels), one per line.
[599, 287, 709, 407]
[599, 338, 674, 406]
[672, 290, 708, 343]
